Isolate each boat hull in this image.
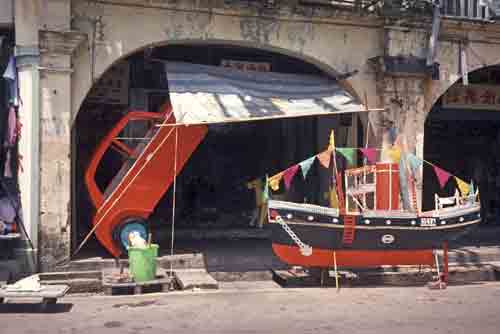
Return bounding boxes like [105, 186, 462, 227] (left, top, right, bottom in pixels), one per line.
[272, 243, 435, 267]
[268, 200, 480, 267]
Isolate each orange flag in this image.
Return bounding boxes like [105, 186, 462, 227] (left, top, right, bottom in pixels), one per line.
[269, 172, 284, 191]
[317, 150, 331, 168]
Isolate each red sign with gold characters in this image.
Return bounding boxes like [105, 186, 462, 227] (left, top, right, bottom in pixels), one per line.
[443, 84, 500, 110]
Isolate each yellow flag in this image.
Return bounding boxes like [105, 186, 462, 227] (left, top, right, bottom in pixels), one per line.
[455, 177, 470, 196]
[269, 172, 284, 191]
[329, 189, 339, 209]
[329, 130, 335, 151]
[386, 147, 401, 163]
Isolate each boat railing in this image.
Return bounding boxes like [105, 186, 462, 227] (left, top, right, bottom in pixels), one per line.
[434, 189, 479, 213]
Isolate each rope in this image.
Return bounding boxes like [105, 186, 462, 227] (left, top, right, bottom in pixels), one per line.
[170, 127, 179, 276]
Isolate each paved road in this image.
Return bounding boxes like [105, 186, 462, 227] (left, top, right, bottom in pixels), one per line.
[2, 282, 500, 334]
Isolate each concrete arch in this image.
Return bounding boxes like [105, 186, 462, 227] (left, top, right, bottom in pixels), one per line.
[427, 39, 500, 115]
[71, 0, 381, 121]
[74, 39, 359, 119]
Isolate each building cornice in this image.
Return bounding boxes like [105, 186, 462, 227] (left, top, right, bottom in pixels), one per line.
[39, 30, 87, 56]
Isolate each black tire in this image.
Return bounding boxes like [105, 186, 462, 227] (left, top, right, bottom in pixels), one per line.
[112, 217, 149, 254]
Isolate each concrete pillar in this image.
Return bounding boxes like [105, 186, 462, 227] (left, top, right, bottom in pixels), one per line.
[38, 57, 72, 271]
[370, 26, 432, 211]
[14, 0, 42, 273]
[37, 0, 85, 271]
[14, 0, 84, 271]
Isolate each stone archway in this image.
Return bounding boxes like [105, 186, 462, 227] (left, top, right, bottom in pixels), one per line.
[423, 65, 500, 223]
[71, 40, 370, 259]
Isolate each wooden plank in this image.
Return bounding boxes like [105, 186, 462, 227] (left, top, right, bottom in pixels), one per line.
[0, 233, 21, 240]
[0, 284, 69, 298]
[157, 108, 384, 128]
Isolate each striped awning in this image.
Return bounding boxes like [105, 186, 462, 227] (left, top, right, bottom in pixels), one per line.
[165, 61, 365, 124]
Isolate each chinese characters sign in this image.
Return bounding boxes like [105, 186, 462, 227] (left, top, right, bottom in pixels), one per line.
[220, 59, 271, 72]
[442, 84, 500, 110]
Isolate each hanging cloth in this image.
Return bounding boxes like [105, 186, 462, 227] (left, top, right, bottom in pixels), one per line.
[3, 56, 19, 106]
[4, 106, 17, 178]
[399, 156, 412, 210]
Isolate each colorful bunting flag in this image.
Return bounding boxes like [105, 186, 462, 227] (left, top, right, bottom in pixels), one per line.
[329, 130, 335, 150]
[385, 147, 401, 163]
[406, 153, 423, 174]
[269, 172, 283, 191]
[299, 156, 315, 179]
[283, 165, 299, 190]
[433, 165, 452, 189]
[329, 189, 339, 209]
[455, 177, 470, 196]
[317, 150, 332, 168]
[360, 148, 377, 164]
[335, 148, 355, 166]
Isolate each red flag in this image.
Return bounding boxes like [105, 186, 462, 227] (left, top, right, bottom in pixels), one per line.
[433, 165, 451, 189]
[360, 148, 377, 164]
[283, 165, 299, 190]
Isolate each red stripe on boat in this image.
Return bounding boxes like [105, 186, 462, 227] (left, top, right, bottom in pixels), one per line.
[272, 243, 435, 268]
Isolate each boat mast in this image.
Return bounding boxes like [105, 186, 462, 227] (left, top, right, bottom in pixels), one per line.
[329, 131, 345, 214]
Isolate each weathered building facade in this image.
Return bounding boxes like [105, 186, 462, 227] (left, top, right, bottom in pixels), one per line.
[8, 0, 500, 271]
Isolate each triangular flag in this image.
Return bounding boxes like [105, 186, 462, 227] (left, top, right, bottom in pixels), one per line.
[455, 177, 470, 196]
[335, 148, 355, 166]
[283, 165, 299, 190]
[262, 175, 269, 202]
[406, 153, 423, 174]
[317, 150, 331, 168]
[360, 148, 377, 164]
[385, 147, 401, 163]
[269, 172, 283, 191]
[329, 188, 338, 209]
[329, 130, 335, 150]
[299, 156, 315, 179]
[433, 165, 451, 189]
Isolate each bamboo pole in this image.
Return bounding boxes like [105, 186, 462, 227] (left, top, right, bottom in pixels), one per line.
[333, 250, 339, 292]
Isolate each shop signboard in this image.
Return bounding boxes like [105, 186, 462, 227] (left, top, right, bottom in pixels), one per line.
[442, 84, 500, 111]
[220, 59, 271, 72]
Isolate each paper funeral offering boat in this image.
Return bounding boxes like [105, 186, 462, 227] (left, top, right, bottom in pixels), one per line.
[266, 134, 480, 268]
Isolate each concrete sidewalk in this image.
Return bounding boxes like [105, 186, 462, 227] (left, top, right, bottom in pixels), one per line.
[2, 226, 497, 293]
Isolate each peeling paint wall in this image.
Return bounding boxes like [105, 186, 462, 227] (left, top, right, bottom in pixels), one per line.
[70, 0, 383, 121]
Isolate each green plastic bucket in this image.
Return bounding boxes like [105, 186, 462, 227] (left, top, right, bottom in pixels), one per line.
[128, 244, 159, 282]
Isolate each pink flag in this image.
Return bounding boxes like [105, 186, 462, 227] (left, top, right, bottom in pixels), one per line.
[283, 165, 299, 190]
[317, 151, 331, 168]
[360, 148, 377, 164]
[433, 165, 451, 189]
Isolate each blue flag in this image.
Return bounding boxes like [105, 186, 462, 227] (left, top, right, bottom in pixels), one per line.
[299, 157, 315, 179]
[406, 153, 423, 174]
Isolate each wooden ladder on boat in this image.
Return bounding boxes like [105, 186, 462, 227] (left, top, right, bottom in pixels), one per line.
[342, 215, 356, 245]
[409, 176, 418, 212]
